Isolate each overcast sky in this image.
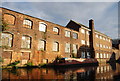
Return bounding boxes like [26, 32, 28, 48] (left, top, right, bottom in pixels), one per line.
[2, 0, 119, 39]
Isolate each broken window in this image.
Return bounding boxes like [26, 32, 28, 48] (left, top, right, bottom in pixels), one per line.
[21, 35, 31, 49]
[53, 42, 59, 51]
[38, 40, 46, 51]
[65, 30, 70, 37]
[1, 33, 13, 47]
[39, 22, 47, 32]
[72, 44, 77, 53]
[53, 27, 59, 35]
[72, 32, 78, 39]
[4, 13, 15, 25]
[23, 19, 32, 29]
[65, 43, 70, 53]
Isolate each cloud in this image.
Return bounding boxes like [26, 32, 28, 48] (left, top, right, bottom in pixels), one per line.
[2, 0, 120, 2]
[2, 2, 118, 39]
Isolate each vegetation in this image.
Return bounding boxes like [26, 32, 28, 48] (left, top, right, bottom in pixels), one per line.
[1, 21, 9, 31]
[7, 61, 20, 69]
[0, 57, 3, 62]
[24, 62, 33, 67]
[0, 45, 10, 49]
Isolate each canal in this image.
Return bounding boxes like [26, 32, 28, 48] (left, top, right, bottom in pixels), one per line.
[2, 63, 120, 81]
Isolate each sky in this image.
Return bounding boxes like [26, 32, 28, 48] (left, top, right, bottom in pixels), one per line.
[1, 0, 119, 39]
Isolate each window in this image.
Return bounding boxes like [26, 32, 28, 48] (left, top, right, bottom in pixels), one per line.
[65, 30, 70, 37]
[38, 40, 46, 50]
[100, 53, 103, 58]
[96, 43, 99, 47]
[53, 27, 59, 35]
[81, 52, 85, 58]
[21, 35, 31, 49]
[86, 31, 89, 35]
[72, 44, 77, 53]
[1, 33, 13, 47]
[65, 43, 70, 53]
[87, 52, 90, 58]
[96, 53, 99, 58]
[72, 32, 78, 39]
[96, 34, 99, 38]
[39, 22, 47, 32]
[87, 41, 89, 46]
[103, 45, 105, 48]
[100, 36, 102, 39]
[81, 40, 85, 45]
[4, 13, 15, 25]
[23, 19, 32, 28]
[53, 42, 59, 51]
[103, 37, 105, 40]
[104, 53, 106, 58]
[100, 44, 102, 48]
[81, 29, 85, 34]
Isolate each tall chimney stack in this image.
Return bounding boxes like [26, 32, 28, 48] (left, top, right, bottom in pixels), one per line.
[89, 19, 95, 58]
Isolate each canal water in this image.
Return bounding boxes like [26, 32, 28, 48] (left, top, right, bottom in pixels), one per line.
[2, 63, 120, 81]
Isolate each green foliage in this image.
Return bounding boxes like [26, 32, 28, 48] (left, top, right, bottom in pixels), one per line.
[0, 45, 10, 49]
[55, 55, 62, 60]
[0, 57, 3, 62]
[7, 61, 20, 69]
[25, 62, 33, 67]
[1, 21, 9, 31]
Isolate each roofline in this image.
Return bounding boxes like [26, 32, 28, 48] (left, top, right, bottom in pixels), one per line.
[1, 7, 65, 28]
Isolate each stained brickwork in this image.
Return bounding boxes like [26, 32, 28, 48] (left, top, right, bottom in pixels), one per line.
[0, 7, 113, 66]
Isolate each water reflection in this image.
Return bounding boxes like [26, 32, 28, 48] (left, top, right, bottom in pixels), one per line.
[2, 63, 120, 81]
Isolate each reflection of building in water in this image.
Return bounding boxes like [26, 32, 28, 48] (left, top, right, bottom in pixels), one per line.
[1, 7, 113, 66]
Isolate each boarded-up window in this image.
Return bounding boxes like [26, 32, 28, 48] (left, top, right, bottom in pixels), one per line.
[65, 43, 70, 53]
[4, 13, 15, 25]
[1, 33, 13, 47]
[38, 40, 46, 50]
[53, 42, 59, 51]
[39, 22, 47, 32]
[21, 36, 31, 49]
[23, 19, 32, 28]
[72, 32, 78, 39]
[72, 44, 77, 53]
[53, 27, 59, 35]
[65, 30, 70, 37]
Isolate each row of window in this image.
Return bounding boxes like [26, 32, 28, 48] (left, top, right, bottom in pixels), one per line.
[1, 33, 78, 53]
[97, 66, 111, 74]
[95, 34, 111, 42]
[81, 29, 90, 35]
[96, 43, 111, 49]
[81, 52, 90, 58]
[81, 40, 89, 46]
[96, 53, 111, 58]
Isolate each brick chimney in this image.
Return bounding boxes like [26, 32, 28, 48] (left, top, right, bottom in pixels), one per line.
[89, 19, 95, 58]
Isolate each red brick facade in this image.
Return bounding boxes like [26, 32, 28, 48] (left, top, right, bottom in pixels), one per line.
[0, 8, 113, 66]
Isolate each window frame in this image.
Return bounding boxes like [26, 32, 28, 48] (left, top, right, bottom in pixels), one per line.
[23, 18, 33, 29]
[39, 22, 47, 32]
[53, 27, 59, 35]
[53, 42, 59, 52]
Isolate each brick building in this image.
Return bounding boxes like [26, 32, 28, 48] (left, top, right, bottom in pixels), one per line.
[0, 7, 112, 66]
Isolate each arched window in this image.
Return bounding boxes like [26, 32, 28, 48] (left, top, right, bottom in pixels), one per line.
[53, 42, 59, 51]
[53, 27, 59, 35]
[21, 35, 31, 49]
[4, 13, 15, 25]
[23, 19, 33, 29]
[1, 32, 13, 47]
[38, 40, 46, 51]
[39, 22, 47, 32]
